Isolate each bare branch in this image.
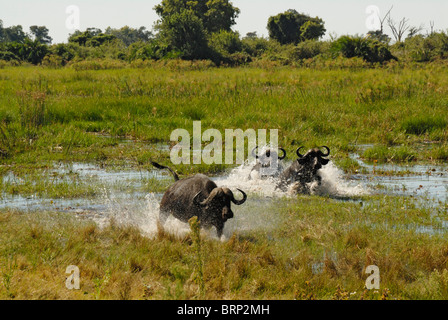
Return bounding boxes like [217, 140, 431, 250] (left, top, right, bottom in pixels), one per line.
[388, 16, 410, 43]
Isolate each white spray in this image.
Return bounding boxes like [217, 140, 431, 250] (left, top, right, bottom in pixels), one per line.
[95, 160, 368, 239]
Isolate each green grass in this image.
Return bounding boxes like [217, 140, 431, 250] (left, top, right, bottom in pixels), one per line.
[1, 194, 447, 300]
[1, 63, 448, 300]
[1, 64, 448, 175]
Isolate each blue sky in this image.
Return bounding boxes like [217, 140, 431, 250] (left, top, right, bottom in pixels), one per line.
[1, 0, 447, 43]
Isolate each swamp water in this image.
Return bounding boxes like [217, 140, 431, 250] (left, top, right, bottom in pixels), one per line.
[1, 155, 447, 239]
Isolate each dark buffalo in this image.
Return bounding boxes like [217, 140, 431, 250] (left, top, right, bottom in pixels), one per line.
[248, 146, 286, 180]
[151, 162, 247, 238]
[277, 146, 330, 193]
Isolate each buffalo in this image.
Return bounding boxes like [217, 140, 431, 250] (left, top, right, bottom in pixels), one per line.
[276, 146, 331, 194]
[151, 162, 247, 238]
[248, 146, 287, 180]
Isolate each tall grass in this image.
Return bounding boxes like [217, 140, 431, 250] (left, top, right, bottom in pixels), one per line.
[0, 65, 447, 170]
[1, 193, 447, 300]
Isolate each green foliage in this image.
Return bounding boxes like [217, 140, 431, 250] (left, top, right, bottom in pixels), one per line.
[0, 39, 48, 64]
[29, 25, 52, 45]
[401, 115, 447, 135]
[105, 26, 152, 47]
[68, 29, 117, 47]
[267, 9, 325, 45]
[154, 0, 240, 34]
[241, 35, 270, 57]
[331, 36, 397, 63]
[208, 30, 251, 64]
[209, 30, 242, 55]
[0, 24, 27, 43]
[402, 32, 448, 62]
[367, 30, 391, 44]
[156, 9, 210, 60]
[288, 40, 330, 60]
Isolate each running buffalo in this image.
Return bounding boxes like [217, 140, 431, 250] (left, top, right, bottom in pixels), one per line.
[248, 146, 287, 180]
[151, 162, 247, 238]
[276, 146, 331, 193]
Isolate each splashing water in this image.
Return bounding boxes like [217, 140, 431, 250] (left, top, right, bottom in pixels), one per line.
[94, 189, 193, 239]
[93, 160, 368, 240]
[313, 162, 369, 198]
[216, 160, 368, 199]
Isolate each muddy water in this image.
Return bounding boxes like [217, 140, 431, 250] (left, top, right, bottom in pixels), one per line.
[1, 154, 447, 237]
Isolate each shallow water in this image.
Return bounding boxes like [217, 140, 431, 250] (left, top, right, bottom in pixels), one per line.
[350, 153, 448, 203]
[1, 154, 447, 237]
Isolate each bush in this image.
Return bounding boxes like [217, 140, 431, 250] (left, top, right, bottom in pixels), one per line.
[241, 36, 270, 57]
[331, 36, 397, 63]
[288, 40, 329, 60]
[41, 54, 64, 68]
[0, 51, 19, 61]
[208, 30, 242, 56]
[403, 32, 448, 62]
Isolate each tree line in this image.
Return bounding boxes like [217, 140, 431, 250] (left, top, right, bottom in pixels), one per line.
[1, 0, 448, 67]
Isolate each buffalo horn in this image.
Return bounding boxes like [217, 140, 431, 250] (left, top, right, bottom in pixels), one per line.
[231, 189, 247, 205]
[296, 146, 305, 158]
[320, 146, 330, 157]
[278, 148, 287, 160]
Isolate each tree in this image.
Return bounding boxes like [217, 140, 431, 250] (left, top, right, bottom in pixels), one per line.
[29, 26, 52, 44]
[1, 25, 28, 43]
[156, 9, 209, 60]
[0, 20, 4, 42]
[154, 0, 240, 34]
[267, 10, 325, 45]
[105, 26, 153, 46]
[388, 16, 410, 43]
[68, 28, 116, 47]
[203, 0, 240, 33]
[407, 25, 424, 39]
[367, 30, 391, 44]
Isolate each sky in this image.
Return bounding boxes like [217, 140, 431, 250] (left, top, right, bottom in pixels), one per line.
[1, 0, 447, 43]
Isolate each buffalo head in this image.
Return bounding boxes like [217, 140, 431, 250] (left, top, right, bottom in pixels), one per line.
[193, 187, 247, 224]
[249, 146, 287, 179]
[295, 146, 330, 175]
[277, 146, 331, 193]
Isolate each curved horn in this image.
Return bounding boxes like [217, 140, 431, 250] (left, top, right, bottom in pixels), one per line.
[193, 191, 206, 207]
[231, 189, 247, 205]
[251, 146, 259, 159]
[320, 146, 330, 157]
[278, 148, 287, 160]
[296, 146, 305, 158]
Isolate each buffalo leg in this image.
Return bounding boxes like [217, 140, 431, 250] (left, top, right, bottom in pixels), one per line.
[215, 222, 224, 238]
[159, 210, 170, 225]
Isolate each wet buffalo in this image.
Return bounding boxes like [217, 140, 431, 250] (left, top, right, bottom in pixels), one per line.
[248, 146, 287, 180]
[152, 162, 247, 238]
[277, 146, 330, 194]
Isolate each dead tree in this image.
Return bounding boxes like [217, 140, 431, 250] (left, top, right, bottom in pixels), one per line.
[388, 16, 410, 43]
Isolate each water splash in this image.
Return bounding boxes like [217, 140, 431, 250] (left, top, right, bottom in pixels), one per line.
[215, 160, 369, 199]
[313, 162, 369, 198]
[94, 189, 192, 239]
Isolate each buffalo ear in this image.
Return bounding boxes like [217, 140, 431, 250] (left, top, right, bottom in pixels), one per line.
[320, 158, 330, 166]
